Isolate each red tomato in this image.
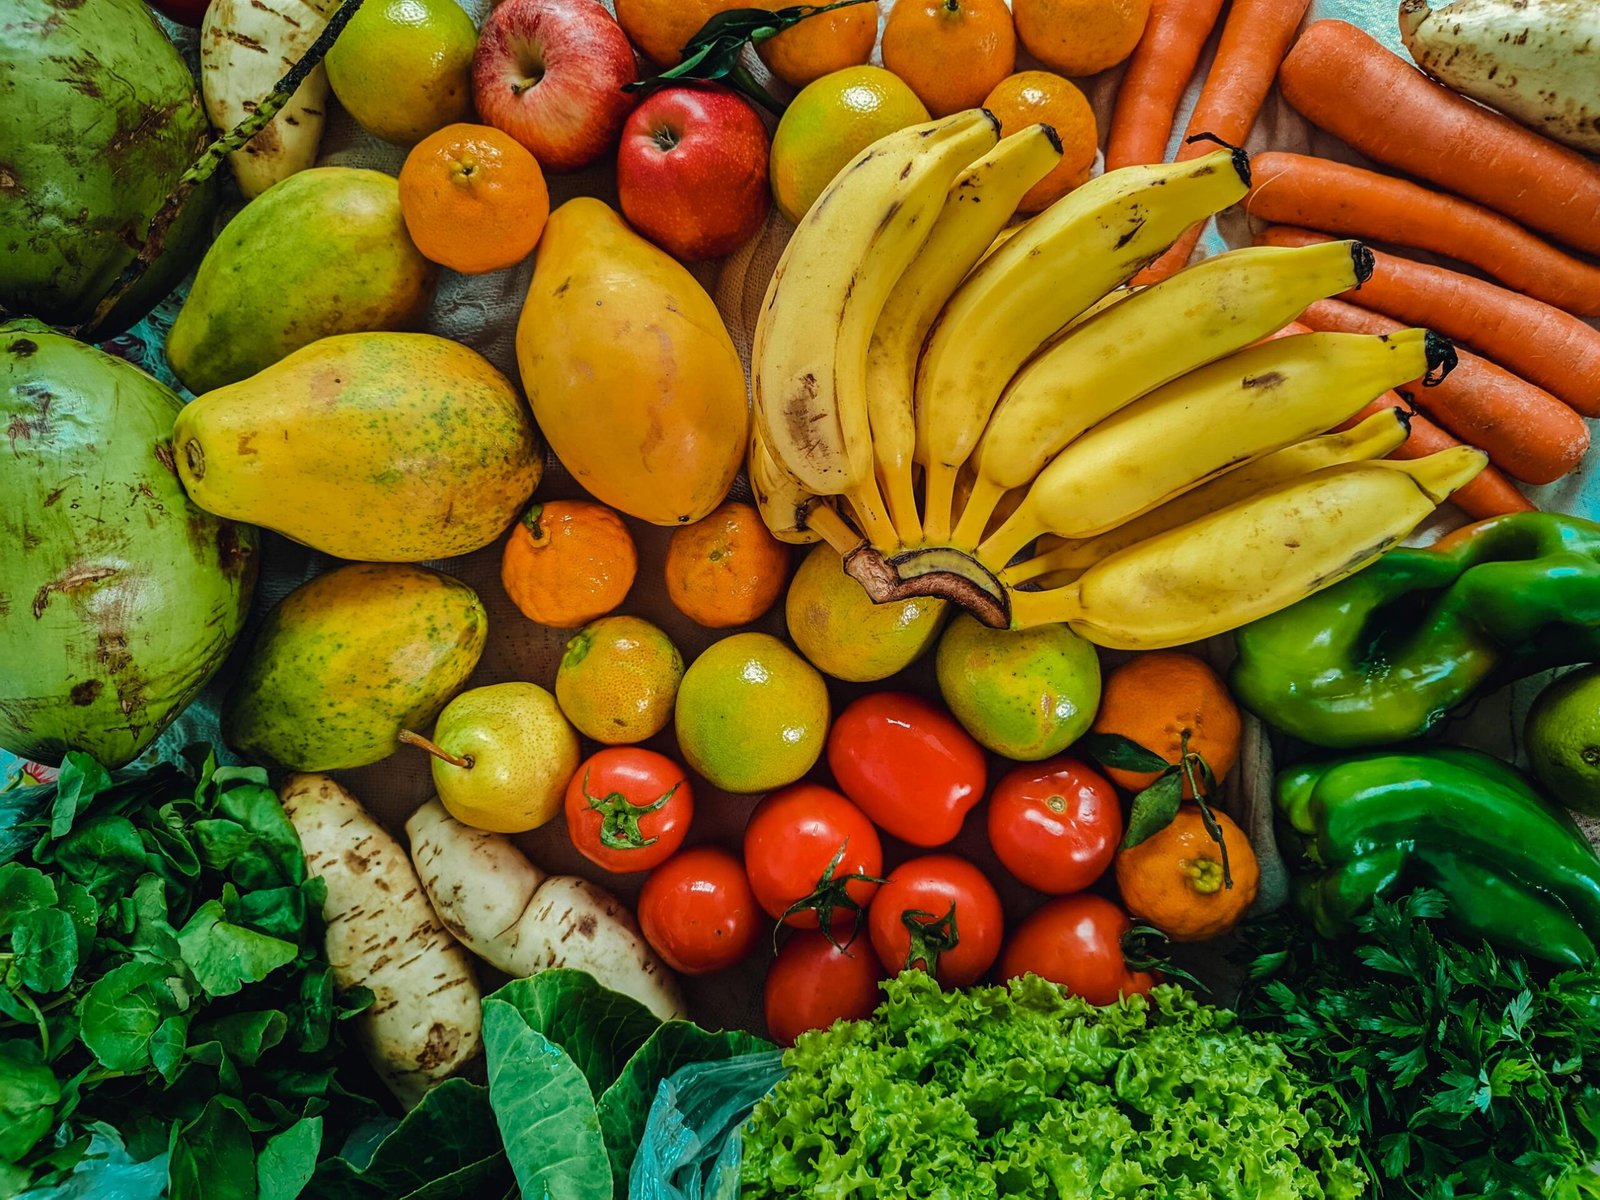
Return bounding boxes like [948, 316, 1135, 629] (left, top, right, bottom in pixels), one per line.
[998, 894, 1156, 1006]
[866, 854, 1003, 986]
[637, 847, 760, 975]
[148, 0, 211, 25]
[987, 757, 1122, 894]
[764, 930, 883, 1046]
[826, 692, 986, 846]
[565, 748, 693, 873]
[743, 784, 882, 931]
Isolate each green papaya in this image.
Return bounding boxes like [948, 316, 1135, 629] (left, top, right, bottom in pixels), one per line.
[0, 321, 258, 767]
[166, 168, 439, 393]
[0, 0, 218, 338]
[224, 563, 488, 771]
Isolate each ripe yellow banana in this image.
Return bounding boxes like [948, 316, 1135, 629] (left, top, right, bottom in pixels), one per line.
[752, 109, 999, 550]
[1005, 406, 1413, 586]
[1005, 446, 1488, 648]
[977, 328, 1455, 569]
[912, 147, 1254, 543]
[866, 124, 1064, 547]
[951, 240, 1377, 547]
[748, 426, 821, 547]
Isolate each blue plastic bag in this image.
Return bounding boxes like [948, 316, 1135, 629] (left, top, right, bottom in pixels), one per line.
[630, 1051, 786, 1200]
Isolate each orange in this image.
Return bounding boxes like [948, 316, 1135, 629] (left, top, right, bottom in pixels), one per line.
[1090, 651, 1242, 797]
[982, 72, 1099, 212]
[398, 123, 550, 274]
[500, 500, 637, 628]
[614, 0, 743, 66]
[665, 501, 790, 628]
[1013, 0, 1151, 77]
[1115, 806, 1259, 941]
[882, 0, 1016, 118]
[756, 0, 877, 89]
[555, 615, 684, 744]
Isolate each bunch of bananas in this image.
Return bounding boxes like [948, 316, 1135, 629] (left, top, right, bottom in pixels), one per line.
[750, 109, 1487, 650]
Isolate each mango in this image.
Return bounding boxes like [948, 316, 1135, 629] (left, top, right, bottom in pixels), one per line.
[224, 562, 487, 770]
[173, 332, 541, 562]
[515, 198, 748, 526]
[0, 321, 257, 767]
[166, 168, 437, 393]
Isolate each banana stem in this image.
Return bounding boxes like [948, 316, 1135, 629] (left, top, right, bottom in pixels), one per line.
[846, 475, 902, 552]
[806, 502, 868, 558]
[1005, 586, 1083, 630]
[1001, 539, 1086, 584]
[976, 507, 1042, 572]
[881, 466, 924, 548]
[949, 475, 1007, 550]
[921, 463, 960, 545]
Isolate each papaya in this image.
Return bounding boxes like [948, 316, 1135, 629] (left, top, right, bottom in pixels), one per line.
[173, 332, 541, 562]
[224, 563, 487, 770]
[515, 198, 748, 526]
[1, 0, 218, 338]
[0, 321, 257, 768]
[166, 168, 438, 393]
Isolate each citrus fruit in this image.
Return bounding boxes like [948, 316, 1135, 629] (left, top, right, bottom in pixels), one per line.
[982, 71, 1099, 211]
[935, 614, 1101, 759]
[882, 0, 1016, 118]
[614, 0, 744, 66]
[428, 682, 580, 833]
[1091, 651, 1241, 796]
[1012, 0, 1152, 77]
[398, 123, 550, 274]
[1526, 666, 1600, 815]
[756, 0, 877, 89]
[770, 66, 932, 223]
[325, 0, 477, 145]
[666, 501, 790, 628]
[555, 615, 685, 744]
[1115, 806, 1259, 941]
[786, 543, 947, 682]
[500, 500, 637, 628]
[674, 632, 830, 793]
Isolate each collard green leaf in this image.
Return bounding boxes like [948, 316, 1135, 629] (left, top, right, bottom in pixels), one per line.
[0, 862, 56, 928]
[50, 753, 113, 838]
[214, 773, 305, 890]
[596, 1023, 771, 1195]
[1122, 773, 1184, 848]
[0, 781, 50, 867]
[0, 1039, 59, 1164]
[168, 1096, 257, 1200]
[56, 878, 99, 961]
[483, 997, 613, 1199]
[259, 1116, 323, 1200]
[50, 814, 148, 903]
[192, 1009, 289, 1067]
[177, 900, 297, 997]
[1079, 732, 1172, 775]
[13, 906, 78, 993]
[485, 970, 660, 1098]
[150, 1014, 190, 1083]
[79, 959, 174, 1072]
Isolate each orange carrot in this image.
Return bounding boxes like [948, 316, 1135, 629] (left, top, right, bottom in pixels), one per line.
[1259, 226, 1600, 417]
[1298, 298, 1589, 484]
[1343, 399, 1535, 519]
[1105, 0, 1228, 171]
[1278, 20, 1600, 258]
[1247, 153, 1600, 316]
[1134, 0, 1312, 283]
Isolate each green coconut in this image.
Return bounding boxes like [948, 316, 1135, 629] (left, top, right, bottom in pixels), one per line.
[0, 320, 258, 767]
[0, 0, 218, 338]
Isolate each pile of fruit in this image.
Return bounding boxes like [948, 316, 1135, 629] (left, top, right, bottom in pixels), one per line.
[3, 0, 1600, 1197]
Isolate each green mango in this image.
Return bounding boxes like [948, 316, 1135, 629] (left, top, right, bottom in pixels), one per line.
[166, 168, 438, 393]
[0, 0, 218, 338]
[0, 321, 258, 767]
[224, 563, 488, 770]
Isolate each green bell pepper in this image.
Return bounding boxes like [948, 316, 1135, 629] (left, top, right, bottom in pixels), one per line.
[1231, 512, 1600, 748]
[1276, 746, 1600, 965]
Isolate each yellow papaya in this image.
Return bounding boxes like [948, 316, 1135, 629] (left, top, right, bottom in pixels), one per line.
[515, 198, 748, 526]
[173, 332, 541, 562]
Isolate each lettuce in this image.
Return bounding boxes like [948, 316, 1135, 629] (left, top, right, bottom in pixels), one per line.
[739, 974, 1367, 1199]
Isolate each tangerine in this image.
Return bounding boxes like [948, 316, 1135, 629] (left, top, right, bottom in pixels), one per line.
[614, 0, 744, 66]
[1090, 651, 1242, 796]
[665, 501, 790, 628]
[398, 123, 550, 273]
[1115, 806, 1259, 941]
[756, 0, 877, 89]
[1012, 0, 1152, 77]
[500, 500, 637, 628]
[982, 72, 1099, 212]
[881, 0, 1016, 118]
[555, 615, 684, 744]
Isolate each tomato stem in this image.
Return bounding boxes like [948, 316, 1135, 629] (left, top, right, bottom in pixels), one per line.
[582, 768, 676, 851]
[776, 838, 885, 954]
[901, 901, 960, 980]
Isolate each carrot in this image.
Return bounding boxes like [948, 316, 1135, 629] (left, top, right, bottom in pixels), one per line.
[1134, 0, 1312, 283]
[1105, 0, 1228, 171]
[1343, 399, 1535, 520]
[1297, 299, 1588, 484]
[1277, 20, 1600, 258]
[1259, 226, 1600, 417]
[1247, 153, 1600, 317]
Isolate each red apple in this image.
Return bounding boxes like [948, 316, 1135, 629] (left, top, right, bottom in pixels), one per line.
[616, 85, 772, 261]
[473, 0, 639, 173]
[148, 0, 210, 25]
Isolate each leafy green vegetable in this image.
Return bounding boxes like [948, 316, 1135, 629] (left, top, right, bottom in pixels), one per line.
[1241, 889, 1600, 1200]
[740, 972, 1366, 1199]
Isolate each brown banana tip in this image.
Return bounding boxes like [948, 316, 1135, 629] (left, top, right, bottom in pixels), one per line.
[1183, 132, 1252, 187]
[1422, 331, 1458, 386]
[976, 107, 1002, 137]
[1039, 122, 1064, 155]
[1350, 242, 1376, 285]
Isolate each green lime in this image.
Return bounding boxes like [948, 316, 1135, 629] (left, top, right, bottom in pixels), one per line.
[1526, 665, 1600, 816]
[326, 0, 477, 145]
[770, 66, 931, 223]
[675, 632, 829, 793]
[555, 615, 683, 745]
[935, 614, 1101, 760]
[785, 542, 947, 682]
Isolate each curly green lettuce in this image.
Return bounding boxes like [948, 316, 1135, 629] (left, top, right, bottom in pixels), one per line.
[739, 974, 1366, 1199]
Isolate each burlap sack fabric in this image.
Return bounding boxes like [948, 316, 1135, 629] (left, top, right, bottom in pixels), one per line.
[41, 0, 1596, 1028]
